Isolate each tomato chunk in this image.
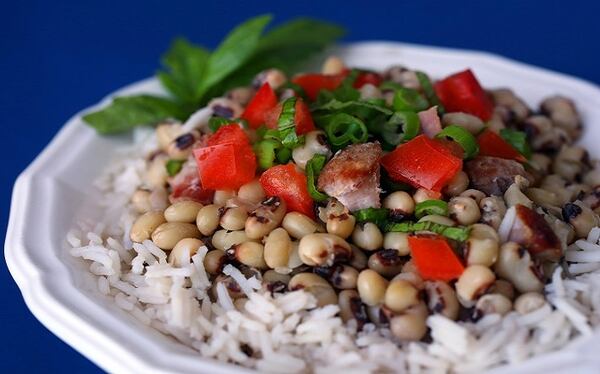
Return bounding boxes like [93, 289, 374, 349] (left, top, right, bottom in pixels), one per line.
[408, 235, 465, 281]
[477, 130, 526, 162]
[194, 143, 256, 190]
[353, 71, 383, 88]
[380, 135, 462, 192]
[259, 164, 314, 218]
[434, 69, 494, 121]
[263, 98, 315, 134]
[170, 169, 214, 204]
[207, 124, 249, 147]
[292, 73, 346, 101]
[241, 83, 278, 129]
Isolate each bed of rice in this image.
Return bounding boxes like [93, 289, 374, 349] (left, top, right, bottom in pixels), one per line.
[66, 128, 600, 373]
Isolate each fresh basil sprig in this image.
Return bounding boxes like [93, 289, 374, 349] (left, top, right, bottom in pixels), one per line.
[83, 15, 344, 134]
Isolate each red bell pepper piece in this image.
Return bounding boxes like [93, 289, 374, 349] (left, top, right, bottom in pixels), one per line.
[434, 69, 494, 121]
[241, 83, 278, 129]
[408, 235, 465, 281]
[263, 98, 316, 134]
[353, 71, 383, 88]
[194, 124, 256, 190]
[380, 135, 462, 192]
[292, 73, 346, 101]
[259, 164, 314, 218]
[477, 130, 526, 162]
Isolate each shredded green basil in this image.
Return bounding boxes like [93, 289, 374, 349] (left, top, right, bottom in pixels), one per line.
[414, 200, 449, 219]
[165, 159, 185, 176]
[385, 221, 470, 242]
[277, 97, 300, 148]
[353, 208, 390, 227]
[208, 116, 232, 132]
[305, 154, 329, 201]
[500, 128, 532, 160]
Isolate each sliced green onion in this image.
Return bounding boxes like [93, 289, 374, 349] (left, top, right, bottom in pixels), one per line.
[353, 208, 389, 227]
[385, 221, 470, 242]
[436, 125, 479, 159]
[320, 113, 369, 148]
[414, 200, 449, 219]
[208, 116, 232, 133]
[165, 159, 185, 176]
[415, 71, 445, 114]
[255, 139, 280, 169]
[392, 88, 429, 112]
[306, 154, 329, 202]
[313, 98, 392, 116]
[277, 97, 300, 148]
[382, 111, 420, 145]
[500, 128, 532, 160]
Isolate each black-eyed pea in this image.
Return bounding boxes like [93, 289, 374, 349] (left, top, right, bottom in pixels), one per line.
[392, 271, 424, 290]
[263, 269, 290, 292]
[166, 132, 196, 160]
[514, 292, 547, 314]
[220, 206, 249, 231]
[459, 189, 486, 204]
[145, 155, 169, 188]
[226, 241, 267, 269]
[168, 238, 204, 267]
[352, 222, 383, 251]
[424, 281, 459, 320]
[443, 171, 470, 197]
[413, 188, 441, 204]
[349, 245, 368, 270]
[291, 130, 332, 170]
[298, 233, 352, 266]
[418, 214, 456, 226]
[227, 87, 254, 106]
[263, 228, 292, 269]
[237, 179, 266, 204]
[357, 269, 388, 306]
[314, 264, 358, 290]
[234, 297, 248, 311]
[164, 201, 203, 223]
[326, 213, 356, 239]
[389, 302, 428, 341]
[384, 279, 420, 313]
[383, 232, 410, 256]
[156, 122, 183, 151]
[130, 211, 166, 243]
[131, 189, 152, 213]
[474, 293, 512, 318]
[321, 56, 346, 75]
[151, 222, 200, 250]
[208, 97, 244, 119]
[338, 289, 369, 326]
[455, 265, 495, 307]
[210, 275, 244, 300]
[526, 188, 561, 209]
[212, 230, 251, 251]
[448, 196, 481, 225]
[204, 250, 226, 275]
[489, 279, 515, 300]
[494, 242, 544, 293]
[480, 196, 507, 230]
[442, 112, 485, 134]
[282, 212, 322, 239]
[245, 196, 287, 240]
[383, 191, 415, 215]
[368, 249, 404, 277]
[562, 201, 599, 238]
[196, 204, 222, 236]
[366, 304, 388, 327]
[465, 224, 500, 267]
[252, 68, 287, 90]
[213, 190, 236, 206]
[288, 273, 337, 307]
[286, 241, 303, 271]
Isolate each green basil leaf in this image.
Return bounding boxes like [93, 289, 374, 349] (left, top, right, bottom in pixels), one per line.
[500, 128, 532, 159]
[166, 159, 185, 176]
[157, 38, 210, 105]
[306, 154, 329, 202]
[277, 97, 300, 148]
[208, 116, 232, 133]
[353, 208, 390, 228]
[197, 14, 272, 100]
[82, 95, 187, 135]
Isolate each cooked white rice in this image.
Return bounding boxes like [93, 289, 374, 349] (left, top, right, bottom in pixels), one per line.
[67, 128, 600, 373]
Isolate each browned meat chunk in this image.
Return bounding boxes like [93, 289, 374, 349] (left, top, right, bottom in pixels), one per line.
[508, 204, 562, 261]
[465, 156, 533, 196]
[318, 142, 382, 211]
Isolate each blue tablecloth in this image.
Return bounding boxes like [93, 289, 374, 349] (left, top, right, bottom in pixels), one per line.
[2, 0, 599, 371]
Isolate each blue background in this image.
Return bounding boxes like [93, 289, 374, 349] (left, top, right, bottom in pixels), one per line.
[2, 0, 600, 371]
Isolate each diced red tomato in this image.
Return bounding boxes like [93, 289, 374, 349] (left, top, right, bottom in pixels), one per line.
[207, 124, 249, 147]
[170, 170, 214, 204]
[292, 73, 347, 101]
[434, 69, 494, 121]
[241, 83, 278, 129]
[477, 130, 526, 162]
[259, 164, 314, 218]
[263, 99, 316, 135]
[408, 235, 465, 281]
[193, 124, 256, 190]
[353, 71, 383, 88]
[380, 135, 462, 192]
[194, 143, 256, 190]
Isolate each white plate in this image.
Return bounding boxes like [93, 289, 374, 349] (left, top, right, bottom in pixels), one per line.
[5, 42, 600, 374]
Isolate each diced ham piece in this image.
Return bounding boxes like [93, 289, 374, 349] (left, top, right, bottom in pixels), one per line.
[418, 106, 442, 138]
[507, 204, 562, 261]
[318, 142, 382, 211]
[464, 156, 533, 196]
